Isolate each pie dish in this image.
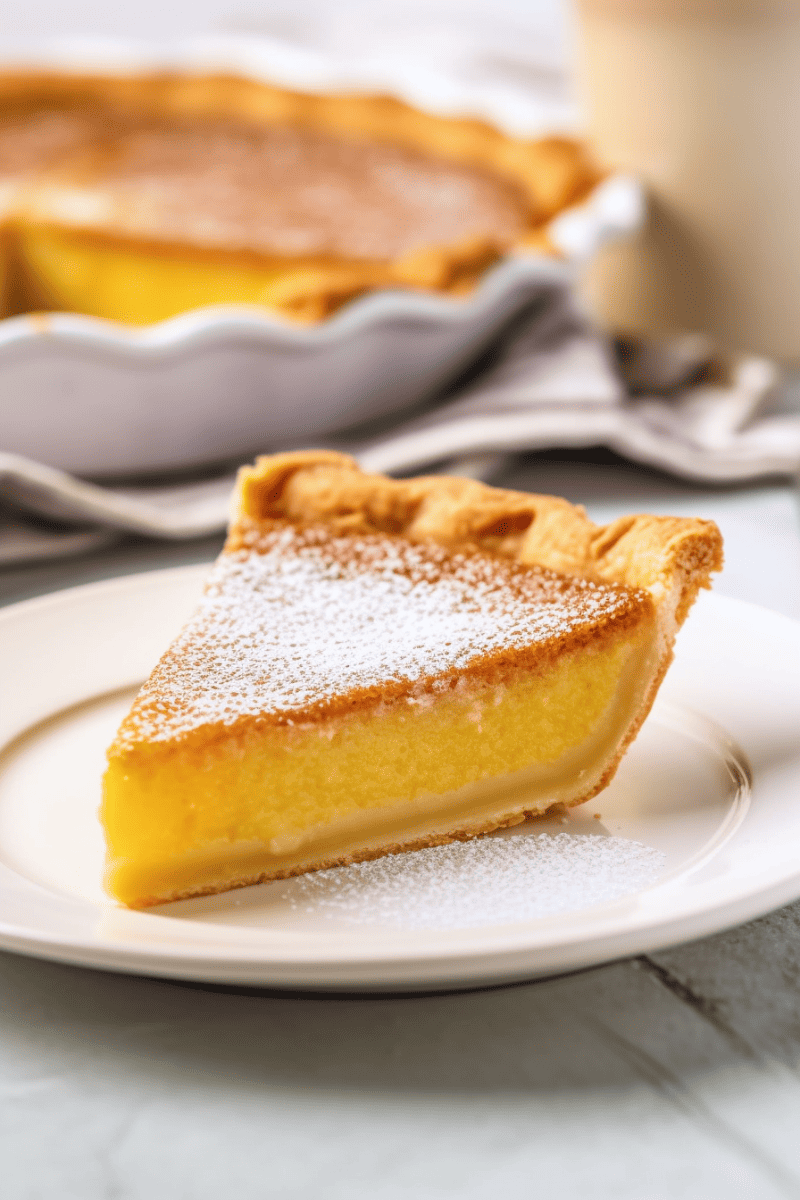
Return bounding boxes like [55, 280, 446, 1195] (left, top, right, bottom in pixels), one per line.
[0, 69, 600, 325]
[101, 452, 722, 908]
[0, 44, 642, 478]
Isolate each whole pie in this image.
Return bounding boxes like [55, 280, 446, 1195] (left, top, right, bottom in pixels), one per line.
[101, 452, 722, 908]
[0, 70, 599, 323]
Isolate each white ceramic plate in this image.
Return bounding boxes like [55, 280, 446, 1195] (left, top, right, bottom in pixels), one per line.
[0, 41, 642, 476]
[1, 568, 797, 992]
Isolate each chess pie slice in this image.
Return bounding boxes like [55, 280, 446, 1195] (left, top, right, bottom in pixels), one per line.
[101, 453, 722, 908]
[0, 70, 598, 323]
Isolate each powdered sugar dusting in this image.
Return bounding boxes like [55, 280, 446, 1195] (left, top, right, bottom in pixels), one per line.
[118, 526, 641, 746]
[289, 833, 666, 929]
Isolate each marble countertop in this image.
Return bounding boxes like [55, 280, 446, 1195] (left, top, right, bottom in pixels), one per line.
[2, 450, 800, 1199]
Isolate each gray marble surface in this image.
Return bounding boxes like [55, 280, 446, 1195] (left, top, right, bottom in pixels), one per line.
[2, 452, 800, 1200]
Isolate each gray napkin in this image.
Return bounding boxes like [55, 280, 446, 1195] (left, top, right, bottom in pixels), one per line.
[2, 286, 797, 566]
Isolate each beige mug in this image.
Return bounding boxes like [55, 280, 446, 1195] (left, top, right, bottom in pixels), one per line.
[575, 0, 800, 359]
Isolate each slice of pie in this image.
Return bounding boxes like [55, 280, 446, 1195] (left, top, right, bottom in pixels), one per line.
[101, 452, 722, 908]
[0, 70, 598, 324]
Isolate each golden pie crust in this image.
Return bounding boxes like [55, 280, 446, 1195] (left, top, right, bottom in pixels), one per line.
[234, 449, 722, 748]
[0, 70, 600, 322]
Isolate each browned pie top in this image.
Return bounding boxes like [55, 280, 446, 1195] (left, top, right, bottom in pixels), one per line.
[100, 119, 534, 258]
[0, 109, 103, 177]
[25, 115, 532, 260]
[109, 452, 723, 756]
[110, 521, 652, 753]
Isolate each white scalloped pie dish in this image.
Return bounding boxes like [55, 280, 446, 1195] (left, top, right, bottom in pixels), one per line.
[0, 41, 642, 478]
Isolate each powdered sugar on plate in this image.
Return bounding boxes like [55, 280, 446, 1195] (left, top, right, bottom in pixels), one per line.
[288, 832, 666, 930]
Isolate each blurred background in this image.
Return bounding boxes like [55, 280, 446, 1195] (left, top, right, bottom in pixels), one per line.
[6, 0, 800, 358]
[0, 0, 578, 137]
[0, 0, 574, 90]
[2, 0, 800, 600]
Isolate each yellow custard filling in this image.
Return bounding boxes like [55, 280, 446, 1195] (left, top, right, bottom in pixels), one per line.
[15, 225, 396, 325]
[103, 631, 649, 907]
